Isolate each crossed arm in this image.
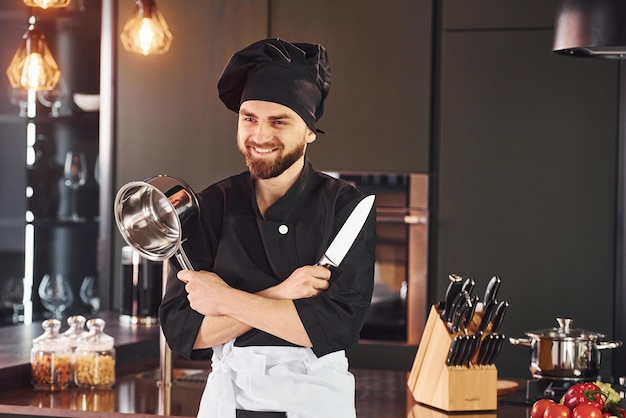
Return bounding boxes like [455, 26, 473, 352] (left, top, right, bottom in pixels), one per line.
[178, 264, 331, 349]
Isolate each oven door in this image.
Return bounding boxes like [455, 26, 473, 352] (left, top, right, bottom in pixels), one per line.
[360, 206, 428, 344]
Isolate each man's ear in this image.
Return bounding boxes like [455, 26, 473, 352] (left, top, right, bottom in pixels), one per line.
[306, 128, 317, 144]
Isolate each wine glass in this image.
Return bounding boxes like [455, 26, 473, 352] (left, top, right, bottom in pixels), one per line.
[38, 274, 74, 320]
[1, 277, 25, 323]
[37, 78, 70, 117]
[63, 151, 88, 221]
[79, 275, 100, 314]
[7, 86, 28, 117]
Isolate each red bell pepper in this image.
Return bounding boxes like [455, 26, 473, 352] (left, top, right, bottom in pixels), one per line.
[563, 382, 606, 411]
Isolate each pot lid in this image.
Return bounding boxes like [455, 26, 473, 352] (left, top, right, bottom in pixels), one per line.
[525, 318, 605, 340]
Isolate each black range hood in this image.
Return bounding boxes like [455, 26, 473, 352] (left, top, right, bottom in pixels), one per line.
[553, 0, 626, 58]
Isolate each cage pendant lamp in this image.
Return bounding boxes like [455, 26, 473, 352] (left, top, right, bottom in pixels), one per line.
[23, 0, 72, 9]
[120, 0, 173, 56]
[6, 17, 61, 91]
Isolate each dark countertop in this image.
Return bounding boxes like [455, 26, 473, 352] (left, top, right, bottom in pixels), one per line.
[0, 315, 533, 417]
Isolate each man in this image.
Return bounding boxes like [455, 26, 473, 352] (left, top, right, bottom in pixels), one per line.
[159, 38, 376, 418]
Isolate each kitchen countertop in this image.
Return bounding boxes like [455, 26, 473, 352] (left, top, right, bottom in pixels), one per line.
[0, 368, 533, 418]
[0, 314, 534, 417]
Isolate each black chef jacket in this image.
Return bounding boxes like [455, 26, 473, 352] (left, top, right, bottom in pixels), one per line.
[158, 159, 376, 360]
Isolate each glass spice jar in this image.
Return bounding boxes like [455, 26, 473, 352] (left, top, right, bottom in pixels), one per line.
[63, 315, 87, 353]
[74, 318, 116, 389]
[31, 319, 73, 390]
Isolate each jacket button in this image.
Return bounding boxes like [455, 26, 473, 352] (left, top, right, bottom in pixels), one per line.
[278, 225, 289, 235]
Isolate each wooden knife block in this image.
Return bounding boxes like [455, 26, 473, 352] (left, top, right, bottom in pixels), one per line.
[407, 305, 498, 412]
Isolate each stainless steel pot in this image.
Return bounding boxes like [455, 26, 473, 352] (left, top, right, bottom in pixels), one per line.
[509, 318, 622, 381]
[114, 175, 199, 270]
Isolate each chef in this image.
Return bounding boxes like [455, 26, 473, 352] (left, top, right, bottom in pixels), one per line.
[158, 38, 376, 418]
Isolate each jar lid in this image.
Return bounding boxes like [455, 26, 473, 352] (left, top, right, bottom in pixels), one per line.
[526, 318, 605, 340]
[64, 315, 88, 347]
[33, 319, 70, 351]
[77, 318, 114, 350]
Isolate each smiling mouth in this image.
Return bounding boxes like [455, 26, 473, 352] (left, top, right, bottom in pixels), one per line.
[250, 145, 279, 156]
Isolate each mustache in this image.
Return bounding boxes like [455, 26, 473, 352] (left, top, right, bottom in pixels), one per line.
[244, 138, 282, 149]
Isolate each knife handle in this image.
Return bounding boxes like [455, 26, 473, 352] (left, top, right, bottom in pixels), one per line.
[478, 300, 497, 332]
[441, 280, 464, 322]
[487, 334, 506, 365]
[490, 300, 509, 334]
[483, 275, 501, 306]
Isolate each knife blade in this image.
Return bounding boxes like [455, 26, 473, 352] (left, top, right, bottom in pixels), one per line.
[317, 195, 375, 268]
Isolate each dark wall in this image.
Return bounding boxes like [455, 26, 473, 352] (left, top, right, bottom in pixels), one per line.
[436, 0, 619, 379]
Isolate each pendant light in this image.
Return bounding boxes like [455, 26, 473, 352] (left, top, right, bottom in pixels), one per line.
[553, 0, 626, 58]
[120, 0, 173, 56]
[6, 16, 61, 92]
[23, 0, 72, 8]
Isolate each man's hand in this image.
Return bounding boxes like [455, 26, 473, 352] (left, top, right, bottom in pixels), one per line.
[178, 270, 230, 316]
[261, 265, 331, 300]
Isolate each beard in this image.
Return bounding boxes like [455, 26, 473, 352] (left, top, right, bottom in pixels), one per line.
[239, 137, 306, 179]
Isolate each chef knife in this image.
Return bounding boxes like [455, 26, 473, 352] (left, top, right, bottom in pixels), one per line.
[317, 195, 375, 268]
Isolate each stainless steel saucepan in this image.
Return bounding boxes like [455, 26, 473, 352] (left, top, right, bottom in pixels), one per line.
[114, 175, 199, 270]
[509, 317, 622, 381]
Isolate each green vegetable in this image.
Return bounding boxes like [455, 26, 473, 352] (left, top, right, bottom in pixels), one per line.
[595, 381, 621, 407]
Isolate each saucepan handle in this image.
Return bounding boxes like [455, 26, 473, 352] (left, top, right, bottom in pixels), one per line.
[596, 340, 623, 350]
[175, 246, 194, 271]
[508, 337, 533, 347]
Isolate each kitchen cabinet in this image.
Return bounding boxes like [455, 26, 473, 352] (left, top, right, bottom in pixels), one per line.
[0, 2, 104, 322]
[436, 23, 619, 379]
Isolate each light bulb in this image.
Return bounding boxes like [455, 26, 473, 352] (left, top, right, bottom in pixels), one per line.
[6, 17, 61, 91]
[22, 53, 44, 90]
[23, 0, 72, 9]
[120, 0, 173, 56]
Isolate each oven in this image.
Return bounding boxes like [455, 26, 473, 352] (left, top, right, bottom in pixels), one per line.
[326, 172, 429, 344]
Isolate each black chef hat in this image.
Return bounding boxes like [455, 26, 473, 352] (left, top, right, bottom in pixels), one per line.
[217, 38, 331, 133]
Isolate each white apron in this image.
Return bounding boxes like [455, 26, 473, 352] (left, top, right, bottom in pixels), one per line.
[196, 339, 356, 418]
